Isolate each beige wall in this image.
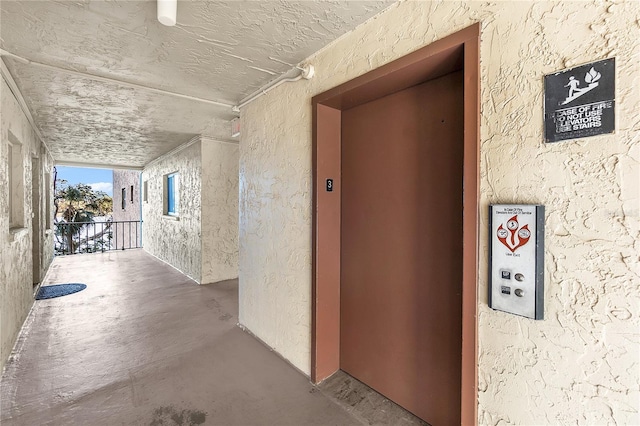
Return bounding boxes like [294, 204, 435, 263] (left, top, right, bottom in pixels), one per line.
[239, 1, 639, 423]
[142, 139, 202, 283]
[201, 138, 239, 284]
[112, 169, 142, 248]
[1, 77, 54, 371]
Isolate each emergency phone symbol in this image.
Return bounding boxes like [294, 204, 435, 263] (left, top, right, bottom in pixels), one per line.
[497, 215, 531, 253]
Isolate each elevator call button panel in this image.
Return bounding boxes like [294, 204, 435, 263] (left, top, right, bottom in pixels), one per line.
[489, 205, 544, 320]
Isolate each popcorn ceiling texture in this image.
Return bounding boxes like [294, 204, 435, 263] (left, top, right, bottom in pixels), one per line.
[0, 1, 391, 103]
[1, 78, 54, 372]
[142, 140, 202, 283]
[201, 139, 239, 284]
[0, 0, 391, 168]
[239, 1, 639, 424]
[4, 62, 234, 168]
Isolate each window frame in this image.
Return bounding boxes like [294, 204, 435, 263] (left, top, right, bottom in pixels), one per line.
[7, 133, 25, 230]
[165, 172, 179, 217]
[45, 170, 52, 230]
[8, 143, 13, 224]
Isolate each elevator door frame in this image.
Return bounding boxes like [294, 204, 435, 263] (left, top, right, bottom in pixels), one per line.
[311, 24, 480, 425]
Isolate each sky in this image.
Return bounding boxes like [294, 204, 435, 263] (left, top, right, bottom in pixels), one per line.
[55, 166, 113, 196]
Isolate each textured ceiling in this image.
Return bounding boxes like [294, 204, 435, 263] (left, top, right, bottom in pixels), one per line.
[0, 0, 392, 168]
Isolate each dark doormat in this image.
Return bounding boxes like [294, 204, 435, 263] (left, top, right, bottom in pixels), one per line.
[36, 283, 87, 300]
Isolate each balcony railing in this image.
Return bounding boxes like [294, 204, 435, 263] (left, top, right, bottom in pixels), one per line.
[54, 220, 142, 256]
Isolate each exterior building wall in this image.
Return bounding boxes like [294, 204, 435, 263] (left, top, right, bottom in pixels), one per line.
[201, 139, 239, 284]
[112, 169, 141, 247]
[142, 139, 202, 283]
[141, 136, 240, 286]
[239, 1, 639, 424]
[1, 78, 54, 371]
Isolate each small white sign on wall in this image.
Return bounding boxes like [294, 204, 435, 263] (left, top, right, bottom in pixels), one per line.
[489, 205, 545, 320]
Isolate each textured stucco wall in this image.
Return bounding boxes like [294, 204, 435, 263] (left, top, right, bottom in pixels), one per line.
[142, 140, 202, 283]
[1, 78, 54, 371]
[201, 139, 239, 284]
[112, 169, 141, 247]
[239, 1, 639, 424]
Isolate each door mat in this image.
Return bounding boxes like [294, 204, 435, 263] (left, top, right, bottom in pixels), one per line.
[36, 283, 87, 300]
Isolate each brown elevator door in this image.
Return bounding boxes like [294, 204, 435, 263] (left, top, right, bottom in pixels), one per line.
[340, 71, 464, 425]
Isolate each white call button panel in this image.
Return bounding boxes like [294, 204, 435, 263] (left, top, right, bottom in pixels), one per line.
[489, 205, 544, 320]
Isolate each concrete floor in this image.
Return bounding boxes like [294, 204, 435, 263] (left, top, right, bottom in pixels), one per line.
[1, 250, 425, 426]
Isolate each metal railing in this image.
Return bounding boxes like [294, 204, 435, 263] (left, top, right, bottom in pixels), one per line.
[54, 220, 142, 256]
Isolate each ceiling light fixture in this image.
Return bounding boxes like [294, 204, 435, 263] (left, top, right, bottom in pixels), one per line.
[157, 0, 177, 26]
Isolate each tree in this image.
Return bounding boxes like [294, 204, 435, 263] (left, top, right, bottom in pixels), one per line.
[96, 195, 113, 216]
[54, 176, 113, 254]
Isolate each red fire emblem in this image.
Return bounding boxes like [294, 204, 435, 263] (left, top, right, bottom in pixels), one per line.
[497, 215, 531, 253]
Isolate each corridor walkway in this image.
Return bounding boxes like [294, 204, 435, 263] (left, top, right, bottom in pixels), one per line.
[0, 250, 365, 425]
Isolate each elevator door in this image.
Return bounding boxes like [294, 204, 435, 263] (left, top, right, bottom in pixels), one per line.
[340, 71, 464, 425]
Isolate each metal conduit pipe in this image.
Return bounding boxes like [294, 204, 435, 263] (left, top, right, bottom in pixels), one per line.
[0, 48, 235, 109]
[1, 48, 315, 117]
[232, 64, 315, 112]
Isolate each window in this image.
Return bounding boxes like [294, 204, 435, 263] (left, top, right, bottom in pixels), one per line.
[143, 180, 148, 202]
[164, 172, 179, 216]
[45, 170, 52, 230]
[8, 144, 12, 219]
[130, 185, 133, 202]
[122, 188, 126, 209]
[7, 132, 24, 229]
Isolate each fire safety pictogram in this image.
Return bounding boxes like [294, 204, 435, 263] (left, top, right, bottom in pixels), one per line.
[496, 215, 531, 253]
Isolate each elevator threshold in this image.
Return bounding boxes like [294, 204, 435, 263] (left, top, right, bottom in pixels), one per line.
[318, 370, 430, 426]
